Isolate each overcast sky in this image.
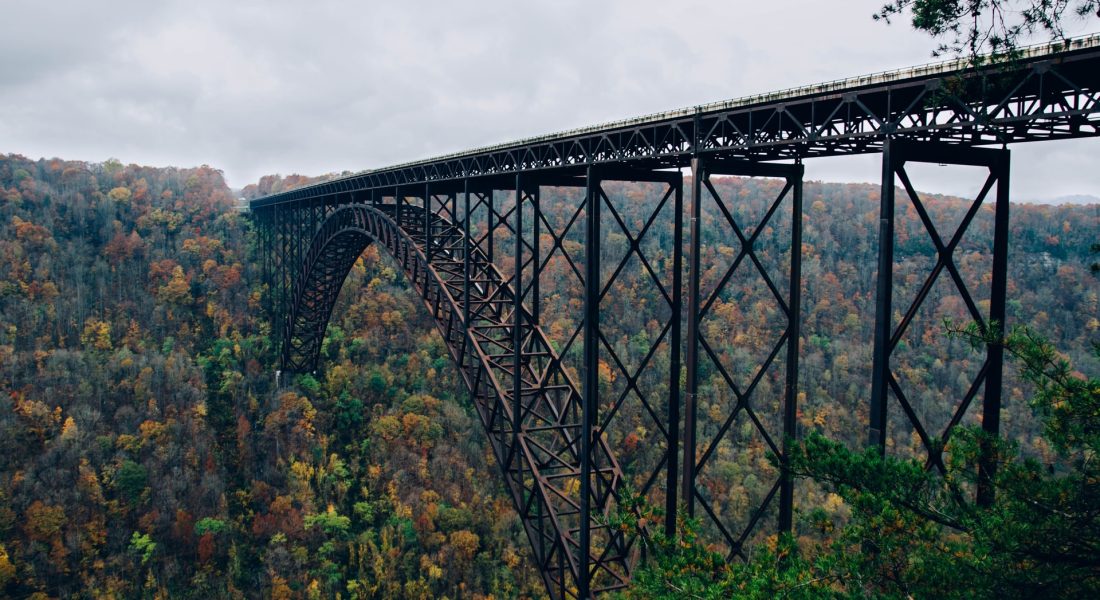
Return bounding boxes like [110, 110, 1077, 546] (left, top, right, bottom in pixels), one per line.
[1, 0, 1097, 201]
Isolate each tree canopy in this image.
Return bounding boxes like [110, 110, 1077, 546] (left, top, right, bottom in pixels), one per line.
[619, 322, 1100, 599]
[876, 0, 1100, 57]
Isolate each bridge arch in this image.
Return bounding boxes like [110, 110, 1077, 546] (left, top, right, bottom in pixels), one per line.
[281, 205, 375, 372]
[279, 202, 629, 597]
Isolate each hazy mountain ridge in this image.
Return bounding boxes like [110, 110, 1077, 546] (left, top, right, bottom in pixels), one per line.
[1042, 193, 1100, 205]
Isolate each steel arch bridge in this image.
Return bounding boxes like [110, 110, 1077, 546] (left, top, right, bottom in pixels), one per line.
[251, 37, 1100, 599]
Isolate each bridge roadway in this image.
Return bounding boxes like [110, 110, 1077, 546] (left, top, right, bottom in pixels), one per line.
[251, 36, 1100, 599]
[252, 35, 1100, 209]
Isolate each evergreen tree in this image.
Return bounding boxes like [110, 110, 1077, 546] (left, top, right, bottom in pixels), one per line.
[619, 323, 1100, 599]
[876, 0, 1099, 58]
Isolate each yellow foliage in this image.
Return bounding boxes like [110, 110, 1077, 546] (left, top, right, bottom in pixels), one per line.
[158, 266, 193, 305]
[597, 359, 616, 385]
[449, 529, 480, 561]
[325, 364, 354, 395]
[420, 489, 441, 506]
[139, 420, 167, 442]
[108, 186, 132, 204]
[402, 412, 430, 440]
[502, 546, 521, 569]
[394, 501, 412, 520]
[11, 393, 60, 439]
[707, 402, 725, 424]
[77, 459, 104, 503]
[60, 416, 78, 440]
[81, 318, 113, 351]
[289, 460, 315, 491]
[823, 492, 846, 514]
[0, 543, 15, 587]
[270, 576, 293, 600]
[381, 310, 404, 328]
[374, 415, 401, 440]
[24, 500, 66, 541]
[115, 434, 142, 452]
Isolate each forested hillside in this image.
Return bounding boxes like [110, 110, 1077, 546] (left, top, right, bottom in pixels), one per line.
[0, 156, 544, 599]
[1, 156, 1096, 598]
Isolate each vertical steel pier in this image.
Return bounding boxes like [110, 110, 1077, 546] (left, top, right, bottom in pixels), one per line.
[869, 139, 1010, 501]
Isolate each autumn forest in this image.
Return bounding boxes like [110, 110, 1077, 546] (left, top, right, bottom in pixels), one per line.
[0, 153, 1097, 599]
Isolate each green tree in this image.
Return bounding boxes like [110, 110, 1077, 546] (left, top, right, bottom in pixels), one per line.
[304, 507, 351, 538]
[619, 324, 1100, 599]
[115, 460, 148, 504]
[129, 532, 156, 565]
[194, 517, 229, 536]
[876, 0, 1099, 57]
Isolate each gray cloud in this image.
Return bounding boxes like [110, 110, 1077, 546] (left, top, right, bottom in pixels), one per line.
[0, 0, 1096, 202]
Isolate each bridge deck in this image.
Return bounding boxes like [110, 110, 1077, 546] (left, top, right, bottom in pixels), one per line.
[251, 34, 1100, 208]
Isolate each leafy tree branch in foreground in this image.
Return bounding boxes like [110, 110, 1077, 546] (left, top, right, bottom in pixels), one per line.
[876, 0, 1099, 58]
[618, 322, 1100, 599]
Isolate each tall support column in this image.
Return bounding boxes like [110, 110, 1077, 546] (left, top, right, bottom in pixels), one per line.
[532, 185, 541, 323]
[679, 157, 803, 555]
[403, 185, 409, 231]
[258, 209, 265, 297]
[512, 174, 524, 474]
[579, 166, 600, 600]
[267, 208, 274, 313]
[463, 179, 472, 331]
[665, 175, 685, 536]
[488, 188, 495, 266]
[779, 163, 805, 533]
[309, 198, 317, 246]
[869, 139, 1010, 498]
[425, 182, 433, 264]
[869, 140, 897, 454]
[979, 151, 1010, 506]
[277, 204, 289, 361]
[682, 157, 704, 517]
[395, 185, 403, 231]
[294, 201, 303, 293]
[451, 189, 458, 229]
[259, 208, 270, 313]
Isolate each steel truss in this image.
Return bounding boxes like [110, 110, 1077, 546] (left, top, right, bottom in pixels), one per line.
[869, 139, 1009, 504]
[267, 171, 672, 597]
[682, 158, 803, 559]
[254, 156, 802, 594]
